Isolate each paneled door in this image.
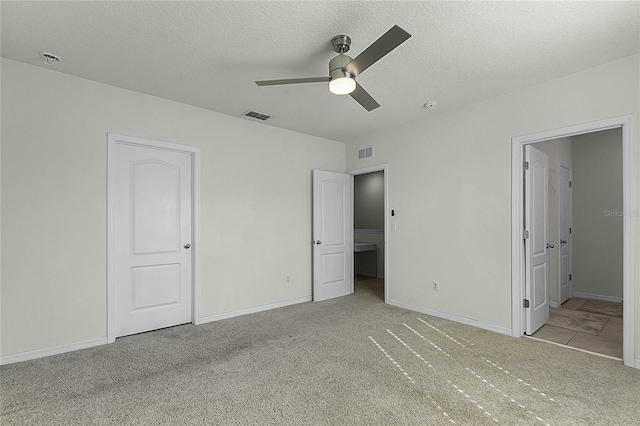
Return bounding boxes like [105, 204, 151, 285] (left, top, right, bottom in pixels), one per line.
[312, 170, 353, 301]
[110, 134, 194, 338]
[559, 163, 572, 304]
[525, 145, 550, 335]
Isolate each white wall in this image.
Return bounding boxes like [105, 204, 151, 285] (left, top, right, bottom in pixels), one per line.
[534, 137, 572, 305]
[572, 128, 623, 300]
[0, 59, 345, 357]
[345, 55, 639, 353]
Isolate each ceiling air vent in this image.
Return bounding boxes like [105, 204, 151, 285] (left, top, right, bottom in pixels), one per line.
[357, 146, 374, 160]
[242, 110, 271, 121]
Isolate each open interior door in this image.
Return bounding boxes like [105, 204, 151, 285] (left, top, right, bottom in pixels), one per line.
[312, 170, 353, 301]
[525, 145, 551, 335]
[559, 164, 573, 304]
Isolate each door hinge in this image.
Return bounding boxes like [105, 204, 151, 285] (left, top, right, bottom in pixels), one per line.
[523, 161, 529, 171]
[569, 181, 572, 187]
[569, 227, 572, 234]
[523, 229, 529, 239]
[569, 274, 572, 280]
[523, 299, 530, 308]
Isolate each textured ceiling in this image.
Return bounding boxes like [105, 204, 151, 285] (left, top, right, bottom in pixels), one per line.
[2, 1, 638, 142]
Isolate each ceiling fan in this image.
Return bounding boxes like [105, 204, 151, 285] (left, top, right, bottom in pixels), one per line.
[255, 25, 411, 112]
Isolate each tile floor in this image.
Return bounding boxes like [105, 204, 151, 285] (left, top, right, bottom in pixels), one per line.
[531, 297, 623, 359]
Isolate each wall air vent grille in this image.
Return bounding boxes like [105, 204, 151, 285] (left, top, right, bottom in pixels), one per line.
[242, 110, 271, 121]
[357, 146, 374, 160]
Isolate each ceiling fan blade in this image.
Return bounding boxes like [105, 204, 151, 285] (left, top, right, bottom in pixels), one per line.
[255, 76, 330, 86]
[345, 25, 411, 76]
[350, 82, 380, 112]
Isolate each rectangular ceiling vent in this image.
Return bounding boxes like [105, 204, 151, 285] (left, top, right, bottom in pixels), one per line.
[242, 110, 271, 121]
[357, 146, 374, 160]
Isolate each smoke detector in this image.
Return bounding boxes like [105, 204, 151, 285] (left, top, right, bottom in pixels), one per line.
[424, 100, 437, 109]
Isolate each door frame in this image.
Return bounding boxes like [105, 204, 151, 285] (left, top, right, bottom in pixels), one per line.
[511, 115, 635, 368]
[107, 133, 201, 343]
[348, 164, 389, 303]
[558, 160, 573, 305]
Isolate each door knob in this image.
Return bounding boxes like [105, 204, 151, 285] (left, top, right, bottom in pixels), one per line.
[315, 240, 322, 245]
[184, 243, 191, 249]
[560, 240, 568, 244]
[546, 243, 555, 249]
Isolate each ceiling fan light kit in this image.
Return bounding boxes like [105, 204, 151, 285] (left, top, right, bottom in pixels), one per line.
[255, 25, 411, 111]
[329, 74, 356, 95]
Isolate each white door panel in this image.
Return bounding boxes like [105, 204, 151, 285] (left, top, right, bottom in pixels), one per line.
[313, 170, 353, 301]
[525, 145, 550, 335]
[132, 263, 181, 309]
[133, 161, 181, 254]
[113, 140, 193, 337]
[559, 164, 572, 304]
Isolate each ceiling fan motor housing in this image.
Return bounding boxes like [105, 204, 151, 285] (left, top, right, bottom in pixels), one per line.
[329, 54, 354, 81]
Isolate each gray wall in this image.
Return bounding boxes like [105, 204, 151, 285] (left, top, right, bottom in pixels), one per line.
[354, 171, 384, 229]
[572, 128, 623, 300]
[354, 171, 384, 277]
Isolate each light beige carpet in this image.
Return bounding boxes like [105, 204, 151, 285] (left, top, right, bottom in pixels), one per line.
[548, 307, 609, 335]
[577, 299, 623, 318]
[2, 285, 639, 425]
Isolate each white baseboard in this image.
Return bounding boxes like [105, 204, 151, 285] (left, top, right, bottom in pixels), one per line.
[387, 300, 512, 336]
[199, 296, 311, 324]
[550, 301, 560, 308]
[0, 337, 107, 366]
[635, 358, 640, 369]
[572, 292, 623, 303]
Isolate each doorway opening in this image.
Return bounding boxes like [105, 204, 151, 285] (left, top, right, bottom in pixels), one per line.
[511, 115, 635, 368]
[527, 129, 624, 359]
[350, 165, 388, 303]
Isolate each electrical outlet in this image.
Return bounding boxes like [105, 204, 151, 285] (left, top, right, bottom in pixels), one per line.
[286, 276, 291, 283]
[432, 280, 439, 291]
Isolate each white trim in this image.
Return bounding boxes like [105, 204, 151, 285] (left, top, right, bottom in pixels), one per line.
[388, 300, 512, 336]
[511, 115, 636, 368]
[192, 144, 202, 325]
[349, 164, 389, 304]
[354, 228, 384, 234]
[199, 296, 311, 324]
[107, 133, 201, 343]
[635, 358, 640, 369]
[550, 301, 560, 308]
[0, 337, 107, 365]
[572, 292, 623, 303]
